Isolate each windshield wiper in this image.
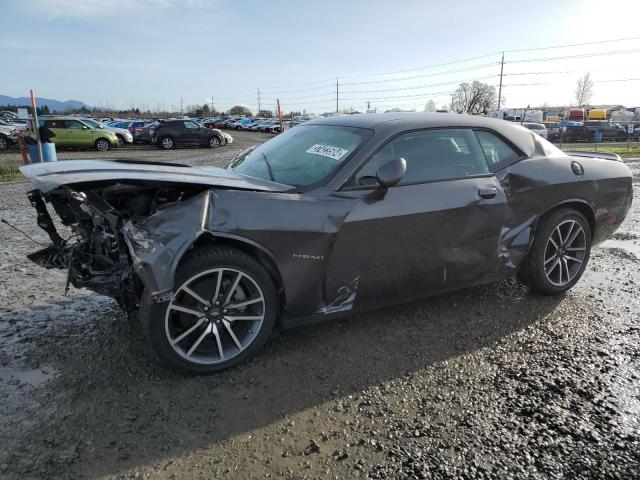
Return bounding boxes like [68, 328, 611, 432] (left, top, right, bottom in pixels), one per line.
[261, 152, 276, 182]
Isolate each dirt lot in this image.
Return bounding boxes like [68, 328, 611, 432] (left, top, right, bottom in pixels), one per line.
[0, 133, 639, 479]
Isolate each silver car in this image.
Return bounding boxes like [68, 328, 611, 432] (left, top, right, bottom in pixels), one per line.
[81, 118, 133, 147]
[0, 120, 18, 150]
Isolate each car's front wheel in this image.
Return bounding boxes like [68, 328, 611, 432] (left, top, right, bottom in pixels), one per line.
[518, 208, 591, 294]
[115, 134, 125, 148]
[208, 136, 221, 148]
[140, 246, 278, 374]
[95, 138, 111, 151]
[0, 136, 7, 150]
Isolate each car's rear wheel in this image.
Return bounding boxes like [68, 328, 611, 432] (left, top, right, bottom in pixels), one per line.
[115, 134, 125, 148]
[159, 136, 175, 150]
[140, 246, 278, 374]
[208, 136, 221, 148]
[95, 138, 111, 151]
[518, 208, 591, 294]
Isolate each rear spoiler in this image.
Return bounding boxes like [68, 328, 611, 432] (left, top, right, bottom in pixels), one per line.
[564, 151, 623, 162]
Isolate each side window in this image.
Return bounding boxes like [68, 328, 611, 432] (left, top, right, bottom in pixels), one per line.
[353, 128, 489, 187]
[184, 121, 199, 129]
[67, 120, 84, 129]
[44, 120, 65, 129]
[475, 130, 521, 169]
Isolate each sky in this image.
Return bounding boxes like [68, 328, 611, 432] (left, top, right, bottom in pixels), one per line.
[1, 0, 640, 114]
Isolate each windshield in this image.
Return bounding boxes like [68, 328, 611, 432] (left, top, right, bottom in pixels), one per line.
[82, 119, 103, 129]
[228, 124, 371, 187]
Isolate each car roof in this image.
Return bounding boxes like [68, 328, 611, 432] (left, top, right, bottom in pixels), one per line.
[305, 112, 537, 156]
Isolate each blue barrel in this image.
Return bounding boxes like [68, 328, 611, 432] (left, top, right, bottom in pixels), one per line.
[26, 143, 57, 163]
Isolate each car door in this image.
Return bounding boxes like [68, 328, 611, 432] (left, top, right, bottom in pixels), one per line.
[324, 128, 509, 311]
[183, 120, 205, 143]
[42, 119, 68, 146]
[65, 119, 91, 147]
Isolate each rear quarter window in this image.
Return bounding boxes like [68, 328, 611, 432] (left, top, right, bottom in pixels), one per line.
[475, 130, 522, 169]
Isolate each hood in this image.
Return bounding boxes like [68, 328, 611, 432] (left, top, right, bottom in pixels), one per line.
[19, 159, 293, 193]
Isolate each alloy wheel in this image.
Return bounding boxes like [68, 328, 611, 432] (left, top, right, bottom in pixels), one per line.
[165, 268, 266, 365]
[209, 137, 220, 148]
[162, 137, 174, 149]
[543, 219, 587, 287]
[96, 139, 110, 151]
[0, 137, 7, 150]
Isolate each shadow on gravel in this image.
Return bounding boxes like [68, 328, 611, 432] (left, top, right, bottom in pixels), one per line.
[3, 279, 563, 478]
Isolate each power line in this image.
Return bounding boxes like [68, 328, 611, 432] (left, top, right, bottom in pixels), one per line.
[503, 35, 640, 54]
[593, 77, 640, 83]
[341, 90, 455, 102]
[506, 48, 640, 64]
[340, 62, 499, 86]
[340, 75, 498, 95]
[339, 53, 501, 79]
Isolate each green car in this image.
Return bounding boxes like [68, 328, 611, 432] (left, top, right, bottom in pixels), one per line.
[39, 117, 119, 151]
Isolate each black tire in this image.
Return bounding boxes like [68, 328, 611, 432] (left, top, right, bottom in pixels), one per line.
[0, 136, 7, 150]
[140, 246, 278, 374]
[158, 136, 175, 150]
[95, 138, 111, 151]
[518, 208, 591, 294]
[115, 134, 125, 148]
[208, 136, 221, 148]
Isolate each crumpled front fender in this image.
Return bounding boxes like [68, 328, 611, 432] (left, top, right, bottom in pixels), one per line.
[122, 191, 212, 301]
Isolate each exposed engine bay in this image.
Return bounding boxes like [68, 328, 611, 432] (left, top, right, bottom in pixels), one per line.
[27, 182, 208, 312]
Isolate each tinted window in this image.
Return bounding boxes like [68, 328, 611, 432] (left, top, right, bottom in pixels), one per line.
[184, 121, 200, 129]
[44, 120, 65, 129]
[229, 125, 370, 187]
[354, 128, 489, 187]
[475, 131, 521, 168]
[66, 120, 84, 129]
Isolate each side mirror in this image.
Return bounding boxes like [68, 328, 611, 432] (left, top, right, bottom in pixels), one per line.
[376, 157, 406, 192]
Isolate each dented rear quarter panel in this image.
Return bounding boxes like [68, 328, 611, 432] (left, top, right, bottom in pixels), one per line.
[495, 153, 632, 246]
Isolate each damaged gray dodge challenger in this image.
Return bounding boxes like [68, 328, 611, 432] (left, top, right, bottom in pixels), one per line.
[20, 113, 632, 374]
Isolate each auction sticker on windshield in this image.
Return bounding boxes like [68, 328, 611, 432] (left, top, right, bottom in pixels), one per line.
[306, 144, 349, 160]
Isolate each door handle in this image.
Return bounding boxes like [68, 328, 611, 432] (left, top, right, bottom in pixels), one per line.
[478, 187, 498, 199]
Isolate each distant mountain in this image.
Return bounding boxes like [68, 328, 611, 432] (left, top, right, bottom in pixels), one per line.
[0, 95, 92, 112]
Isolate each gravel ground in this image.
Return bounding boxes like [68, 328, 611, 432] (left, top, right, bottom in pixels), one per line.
[0, 136, 639, 479]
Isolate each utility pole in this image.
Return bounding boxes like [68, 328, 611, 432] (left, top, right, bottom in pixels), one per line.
[211, 94, 214, 113]
[257, 89, 261, 116]
[336, 77, 339, 114]
[497, 52, 504, 111]
[180, 97, 183, 116]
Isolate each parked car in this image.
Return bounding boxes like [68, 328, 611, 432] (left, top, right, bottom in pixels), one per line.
[128, 120, 154, 142]
[564, 121, 627, 142]
[522, 122, 548, 139]
[0, 120, 18, 150]
[230, 118, 254, 130]
[544, 122, 561, 141]
[108, 120, 133, 129]
[261, 120, 284, 133]
[218, 118, 240, 128]
[39, 117, 119, 151]
[150, 119, 225, 149]
[19, 113, 632, 373]
[81, 118, 133, 147]
[132, 121, 158, 144]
